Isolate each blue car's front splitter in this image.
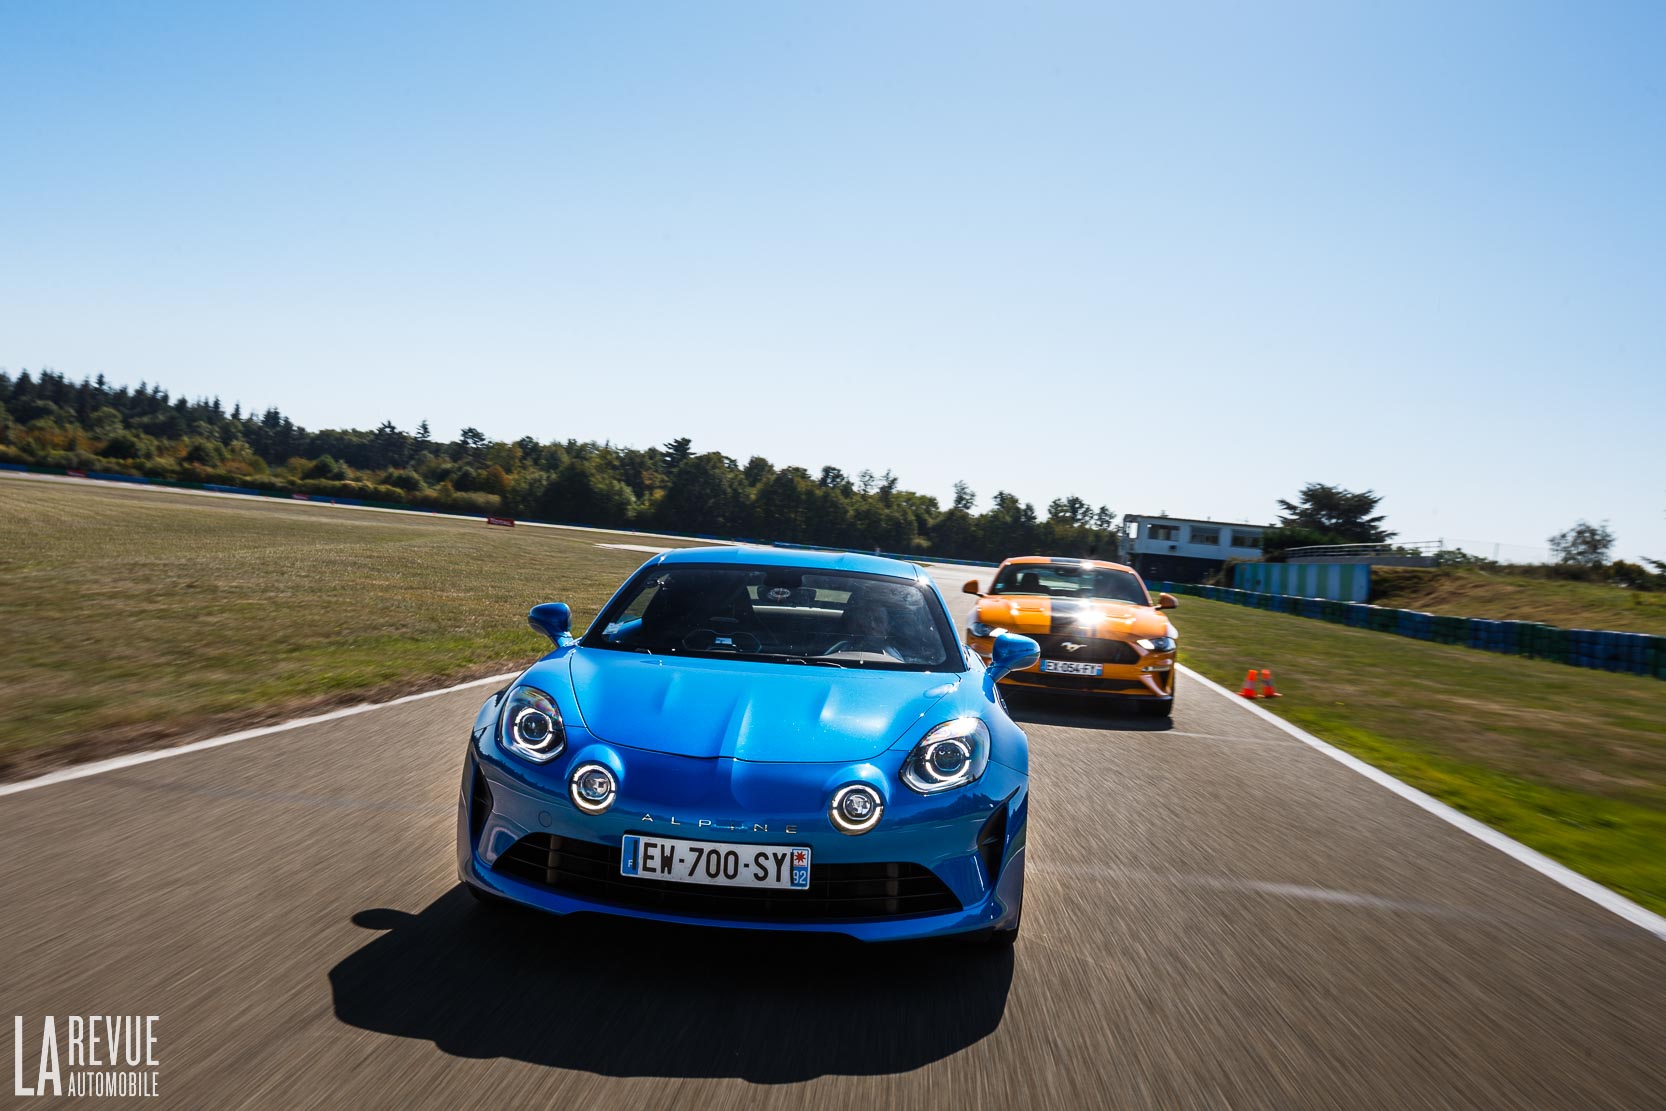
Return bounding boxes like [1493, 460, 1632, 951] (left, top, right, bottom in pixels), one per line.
[459, 845, 1024, 943]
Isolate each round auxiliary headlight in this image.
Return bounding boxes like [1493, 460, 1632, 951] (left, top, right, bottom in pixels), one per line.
[830, 784, 883, 835]
[569, 763, 617, 815]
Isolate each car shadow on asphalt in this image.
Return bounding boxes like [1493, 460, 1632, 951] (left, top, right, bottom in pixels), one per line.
[1000, 689, 1175, 733]
[330, 886, 1014, 1082]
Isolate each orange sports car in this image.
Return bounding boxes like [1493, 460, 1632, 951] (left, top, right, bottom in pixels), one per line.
[962, 556, 1179, 717]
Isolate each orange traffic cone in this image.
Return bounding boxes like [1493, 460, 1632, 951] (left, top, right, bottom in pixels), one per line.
[1238, 670, 1259, 699]
[1259, 669, 1283, 698]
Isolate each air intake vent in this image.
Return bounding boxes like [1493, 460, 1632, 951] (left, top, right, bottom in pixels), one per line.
[493, 834, 961, 921]
[977, 804, 1008, 885]
[469, 767, 492, 844]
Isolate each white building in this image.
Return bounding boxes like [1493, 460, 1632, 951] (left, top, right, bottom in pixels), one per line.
[1120, 514, 1269, 584]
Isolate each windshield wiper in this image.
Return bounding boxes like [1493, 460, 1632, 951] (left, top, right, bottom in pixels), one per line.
[730, 652, 846, 668]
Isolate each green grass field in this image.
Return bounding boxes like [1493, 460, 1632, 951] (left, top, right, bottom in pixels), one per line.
[0, 478, 691, 779]
[1370, 566, 1666, 635]
[1176, 596, 1666, 915]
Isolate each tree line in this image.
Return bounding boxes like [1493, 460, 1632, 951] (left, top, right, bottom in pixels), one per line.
[0, 369, 1119, 562]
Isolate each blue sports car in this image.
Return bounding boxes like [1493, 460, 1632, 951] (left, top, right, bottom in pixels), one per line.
[457, 546, 1040, 944]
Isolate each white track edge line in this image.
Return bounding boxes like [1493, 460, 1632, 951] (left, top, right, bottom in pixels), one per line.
[0, 672, 520, 799]
[1179, 663, 1666, 941]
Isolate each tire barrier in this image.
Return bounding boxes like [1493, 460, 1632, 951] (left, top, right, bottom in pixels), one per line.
[1156, 580, 1666, 682]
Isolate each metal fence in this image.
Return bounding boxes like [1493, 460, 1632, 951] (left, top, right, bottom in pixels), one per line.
[1280, 539, 1554, 566]
[1282, 540, 1443, 562]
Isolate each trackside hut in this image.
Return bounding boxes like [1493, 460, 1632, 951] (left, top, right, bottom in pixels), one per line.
[1121, 514, 1269, 584]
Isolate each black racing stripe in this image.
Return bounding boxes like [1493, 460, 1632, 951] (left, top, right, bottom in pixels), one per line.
[1047, 598, 1082, 634]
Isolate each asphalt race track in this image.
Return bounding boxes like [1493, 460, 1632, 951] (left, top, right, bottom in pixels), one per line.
[3, 562, 1664, 1108]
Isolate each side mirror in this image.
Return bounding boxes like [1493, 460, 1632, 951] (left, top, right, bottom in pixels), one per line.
[1155, 592, 1178, 610]
[988, 631, 1040, 682]
[962, 579, 981, 595]
[528, 602, 573, 644]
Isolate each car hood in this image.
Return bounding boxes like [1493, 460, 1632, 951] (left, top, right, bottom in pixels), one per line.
[975, 595, 1170, 639]
[565, 649, 962, 762]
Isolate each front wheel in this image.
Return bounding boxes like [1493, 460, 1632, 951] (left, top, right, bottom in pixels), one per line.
[1136, 693, 1174, 718]
[464, 883, 518, 914]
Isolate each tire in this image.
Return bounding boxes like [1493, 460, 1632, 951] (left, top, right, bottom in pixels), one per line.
[464, 883, 514, 912]
[1136, 693, 1175, 718]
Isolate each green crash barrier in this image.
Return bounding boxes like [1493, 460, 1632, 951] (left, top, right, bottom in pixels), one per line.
[1156, 581, 1661, 682]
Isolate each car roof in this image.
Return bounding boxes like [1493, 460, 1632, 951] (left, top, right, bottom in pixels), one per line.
[653, 545, 924, 581]
[999, 554, 1139, 575]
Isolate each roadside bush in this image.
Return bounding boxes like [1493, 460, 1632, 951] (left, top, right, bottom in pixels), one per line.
[410, 488, 503, 515]
[199, 471, 288, 493]
[377, 468, 425, 494]
[181, 437, 226, 467]
[12, 447, 102, 471]
[100, 431, 157, 460]
[297, 478, 409, 503]
[304, 455, 349, 481]
[1609, 561, 1666, 592]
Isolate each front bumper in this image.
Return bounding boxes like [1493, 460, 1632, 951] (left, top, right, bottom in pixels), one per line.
[457, 737, 1027, 942]
[966, 635, 1176, 698]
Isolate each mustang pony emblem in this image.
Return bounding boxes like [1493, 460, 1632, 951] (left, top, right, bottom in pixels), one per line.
[1060, 641, 1086, 652]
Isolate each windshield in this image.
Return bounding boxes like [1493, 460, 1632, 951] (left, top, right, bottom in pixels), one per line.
[582, 563, 964, 671]
[988, 562, 1150, 605]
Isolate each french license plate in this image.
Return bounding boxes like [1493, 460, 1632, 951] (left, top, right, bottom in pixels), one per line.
[1041, 659, 1102, 676]
[620, 834, 811, 890]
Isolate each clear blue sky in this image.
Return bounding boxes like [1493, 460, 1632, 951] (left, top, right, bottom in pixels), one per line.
[3, 2, 1662, 560]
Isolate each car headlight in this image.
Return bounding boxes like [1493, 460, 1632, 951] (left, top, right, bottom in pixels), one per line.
[901, 718, 991, 794]
[1136, 636, 1177, 653]
[569, 762, 617, 814]
[829, 784, 883, 834]
[499, 684, 565, 763]
[968, 619, 997, 638]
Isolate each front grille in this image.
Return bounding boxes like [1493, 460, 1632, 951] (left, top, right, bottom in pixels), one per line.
[1029, 632, 1139, 664]
[493, 834, 962, 921]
